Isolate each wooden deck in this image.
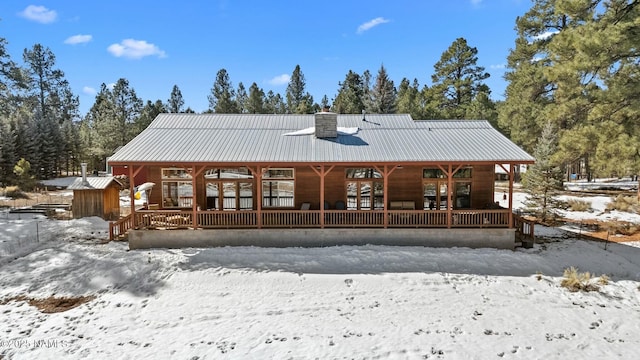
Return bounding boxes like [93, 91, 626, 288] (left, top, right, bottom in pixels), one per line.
[110, 208, 519, 240]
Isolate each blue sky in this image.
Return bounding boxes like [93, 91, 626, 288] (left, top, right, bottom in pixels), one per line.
[1, 1, 532, 115]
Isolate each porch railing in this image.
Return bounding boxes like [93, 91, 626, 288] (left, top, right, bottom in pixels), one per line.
[136, 210, 193, 229]
[108, 207, 519, 242]
[451, 209, 510, 228]
[199, 211, 258, 228]
[513, 213, 535, 242]
[109, 213, 133, 241]
[123, 209, 511, 230]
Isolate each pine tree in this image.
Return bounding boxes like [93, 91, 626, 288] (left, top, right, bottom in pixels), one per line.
[265, 91, 286, 114]
[167, 85, 184, 113]
[208, 69, 238, 113]
[286, 65, 307, 113]
[136, 100, 165, 133]
[320, 95, 330, 110]
[22, 44, 77, 178]
[235, 82, 248, 113]
[431, 38, 490, 119]
[523, 121, 563, 223]
[85, 79, 141, 171]
[112, 78, 143, 147]
[362, 70, 374, 113]
[465, 89, 498, 125]
[0, 35, 21, 117]
[498, 0, 562, 152]
[501, 0, 640, 183]
[86, 84, 118, 166]
[60, 118, 81, 175]
[396, 78, 422, 119]
[333, 70, 365, 114]
[0, 122, 16, 184]
[246, 82, 265, 114]
[370, 64, 396, 114]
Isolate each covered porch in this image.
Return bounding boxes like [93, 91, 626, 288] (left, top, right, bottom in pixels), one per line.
[109, 161, 530, 243]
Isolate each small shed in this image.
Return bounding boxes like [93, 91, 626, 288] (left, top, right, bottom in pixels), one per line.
[68, 176, 122, 220]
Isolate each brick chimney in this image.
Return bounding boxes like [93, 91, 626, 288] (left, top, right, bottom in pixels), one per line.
[314, 111, 337, 139]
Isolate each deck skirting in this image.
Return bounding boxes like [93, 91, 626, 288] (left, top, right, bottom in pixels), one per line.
[128, 228, 516, 250]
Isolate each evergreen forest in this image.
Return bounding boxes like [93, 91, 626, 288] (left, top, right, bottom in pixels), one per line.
[0, 0, 638, 189]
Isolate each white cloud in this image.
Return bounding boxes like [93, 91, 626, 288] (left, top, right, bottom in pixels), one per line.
[82, 86, 96, 95]
[65, 34, 92, 45]
[268, 74, 290, 86]
[490, 63, 506, 69]
[532, 30, 558, 41]
[356, 17, 390, 34]
[19, 5, 57, 24]
[107, 39, 166, 59]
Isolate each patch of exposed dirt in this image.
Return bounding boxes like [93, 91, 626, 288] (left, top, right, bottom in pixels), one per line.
[0, 295, 95, 313]
[584, 230, 640, 243]
[559, 217, 640, 243]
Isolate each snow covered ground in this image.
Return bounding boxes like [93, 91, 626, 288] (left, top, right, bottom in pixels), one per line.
[0, 191, 639, 359]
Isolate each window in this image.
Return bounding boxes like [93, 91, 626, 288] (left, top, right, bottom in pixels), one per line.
[162, 168, 192, 179]
[346, 181, 384, 210]
[423, 182, 448, 210]
[205, 168, 253, 210]
[423, 168, 446, 179]
[345, 169, 383, 210]
[422, 167, 473, 210]
[205, 167, 253, 179]
[423, 167, 472, 179]
[262, 168, 294, 208]
[346, 168, 382, 179]
[454, 182, 471, 209]
[263, 168, 294, 179]
[453, 167, 472, 178]
[162, 168, 192, 208]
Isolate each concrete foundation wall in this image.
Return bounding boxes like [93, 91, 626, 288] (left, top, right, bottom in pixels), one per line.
[128, 228, 516, 250]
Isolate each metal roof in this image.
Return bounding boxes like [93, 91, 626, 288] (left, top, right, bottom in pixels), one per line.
[108, 114, 535, 164]
[67, 176, 119, 190]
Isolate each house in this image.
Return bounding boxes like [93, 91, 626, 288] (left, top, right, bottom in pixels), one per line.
[107, 112, 535, 249]
[68, 163, 122, 220]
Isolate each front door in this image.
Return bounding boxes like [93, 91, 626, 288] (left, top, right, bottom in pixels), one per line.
[423, 181, 448, 210]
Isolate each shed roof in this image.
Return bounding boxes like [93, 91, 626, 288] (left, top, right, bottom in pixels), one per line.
[67, 176, 119, 190]
[108, 114, 534, 164]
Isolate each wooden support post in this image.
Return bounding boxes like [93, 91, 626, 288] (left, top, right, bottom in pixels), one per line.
[191, 165, 198, 229]
[383, 165, 389, 228]
[374, 165, 399, 229]
[190, 165, 206, 229]
[310, 164, 334, 229]
[509, 164, 515, 228]
[129, 165, 136, 228]
[320, 165, 325, 228]
[256, 166, 262, 229]
[447, 164, 453, 228]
